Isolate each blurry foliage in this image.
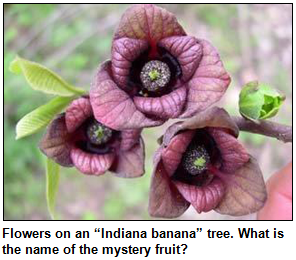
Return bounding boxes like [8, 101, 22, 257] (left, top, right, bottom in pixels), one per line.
[4, 4, 292, 220]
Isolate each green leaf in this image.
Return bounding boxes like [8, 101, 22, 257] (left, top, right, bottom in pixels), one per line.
[239, 81, 285, 120]
[46, 158, 60, 220]
[16, 96, 74, 139]
[9, 56, 85, 96]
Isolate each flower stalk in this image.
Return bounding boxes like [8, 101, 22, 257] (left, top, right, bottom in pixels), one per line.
[232, 116, 292, 143]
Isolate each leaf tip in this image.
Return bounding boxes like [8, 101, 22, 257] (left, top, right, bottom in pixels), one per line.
[15, 123, 22, 140]
[9, 55, 21, 74]
[15, 131, 25, 140]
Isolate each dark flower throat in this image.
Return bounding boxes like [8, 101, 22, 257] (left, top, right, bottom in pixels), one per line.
[129, 46, 182, 97]
[173, 129, 222, 187]
[76, 118, 117, 155]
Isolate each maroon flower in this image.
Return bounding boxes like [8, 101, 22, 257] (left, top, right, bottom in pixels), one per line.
[149, 107, 267, 218]
[90, 4, 231, 130]
[39, 97, 144, 177]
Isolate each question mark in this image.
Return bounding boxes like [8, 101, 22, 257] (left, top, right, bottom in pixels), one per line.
[181, 244, 188, 254]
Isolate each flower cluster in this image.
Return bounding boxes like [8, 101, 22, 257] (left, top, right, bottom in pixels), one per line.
[149, 107, 266, 217]
[90, 4, 231, 130]
[40, 4, 266, 218]
[40, 96, 144, 178]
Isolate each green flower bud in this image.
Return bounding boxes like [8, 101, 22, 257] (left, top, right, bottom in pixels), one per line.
[239, 81, 285, 120]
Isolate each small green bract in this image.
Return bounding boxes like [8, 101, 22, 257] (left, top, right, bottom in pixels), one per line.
[239, 81, 285, 120]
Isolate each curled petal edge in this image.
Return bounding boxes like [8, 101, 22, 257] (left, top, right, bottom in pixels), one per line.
[159, 36, 202, 81]
[174, 178, 225, 214]
[112, 38, 149, 89]
[65, 97, 92, 133]
[161, 107, 239, 148]
[133, 86, 187, 119]
[39, 114, 73, 167]
[208, 128, 249, 173]
[114, 4, 186, 43]
[161, 130, 195, 177]
[70, 147, 115, 176]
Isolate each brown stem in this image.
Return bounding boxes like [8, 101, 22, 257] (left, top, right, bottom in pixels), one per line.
[232, 116, 292, 143]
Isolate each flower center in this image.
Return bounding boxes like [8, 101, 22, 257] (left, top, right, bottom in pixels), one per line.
[148, 69, 160, 81]
[140, 60, 170, 92]
[86, 119, 113, 145]
[182, 145, 210, 176]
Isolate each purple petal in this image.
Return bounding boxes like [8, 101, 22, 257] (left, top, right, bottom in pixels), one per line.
[161, 130, 195, 176]
[161, 107, 239, 146]
[181, 107, 239, 136]
[110, 137, 145, 178]
[112, 38, 149, 89]
[214, 157, 267, 216]
[39, 114, 73, 167]
[120, 129, 142, 151]
[65, 97, 92, 133]
[208, 128, 249, 173]
[149, 150, 190, 218]
[133, 86, 187, 119]
[114, 4, 186, 43]
[159, 36, 202, 81]
[90, 61, 163, 130]
[180, 40, 231, 118]
[174, 178, 225, 213]
[70, 147, 115, 175]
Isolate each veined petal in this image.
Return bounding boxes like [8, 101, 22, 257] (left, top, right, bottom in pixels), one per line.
[133, 86, 187, 119]
[114, 4, 186, 43]
[65, 97, 92, 133]
[215, 157, 267, 216]
[208, 128, 249, 173]
[111, 137, 145, 178]
[90, 61, 163, 130]
[180, 40, 231, 118]
[148, 150, 190, 218]
[70, 147, 115, 175]
[174, 178, 225, 213]
[161, 107, 239, 145]
[181, 107, 239, 136]
[112, 38, 149, 88]
[161, 130, 195, 176]
[159, 36, 202, 81]
[120, 129, 142, 151]
[39, 114, 73, 167]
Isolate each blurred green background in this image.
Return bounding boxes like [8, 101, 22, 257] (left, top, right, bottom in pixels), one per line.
[4, 4, 292, 220]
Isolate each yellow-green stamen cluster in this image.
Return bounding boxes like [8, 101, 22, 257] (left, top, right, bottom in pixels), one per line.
[148, 69, 160, 81]
[94, 126, 104, 139]
[86, 120, 113, 145]
[140, 60, 170, 92]
[194, 157, 206, 168]
[182, 145, 210, 175]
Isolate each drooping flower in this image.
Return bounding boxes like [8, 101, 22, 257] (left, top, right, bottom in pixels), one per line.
[90, 4, 231, 130]
[39, 96, 144, 177]
[149, 107, 267, 218]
